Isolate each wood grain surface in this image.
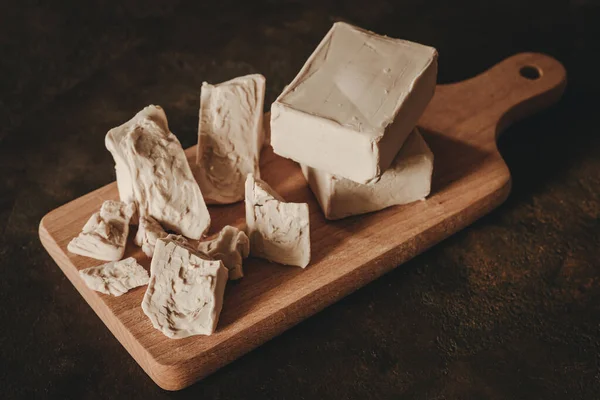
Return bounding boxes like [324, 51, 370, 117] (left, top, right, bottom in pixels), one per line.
[39, 53, 566, 391]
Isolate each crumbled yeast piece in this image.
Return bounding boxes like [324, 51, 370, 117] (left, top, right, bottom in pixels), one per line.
[198, 225, 249, 280]
[142, 236, 228, 338]
[105, 105, 210, 239]
[79, 257, 149, 296]
[134, 215, 167, 258]
[245, 175, 310, 268]
[67, 200, 136, 261]
[196, 74, 266, 204]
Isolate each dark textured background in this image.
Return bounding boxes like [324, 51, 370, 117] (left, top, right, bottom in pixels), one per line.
[1, 1, 599, 398]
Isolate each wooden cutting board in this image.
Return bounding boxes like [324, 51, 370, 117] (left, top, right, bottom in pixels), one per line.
[39, 53, 566, 391]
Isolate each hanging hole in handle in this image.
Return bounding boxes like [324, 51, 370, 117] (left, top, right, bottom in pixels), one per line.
[519, 65, 542, 80]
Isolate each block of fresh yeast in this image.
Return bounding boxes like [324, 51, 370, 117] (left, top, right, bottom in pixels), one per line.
[302, 129, 433, 220]
[271, 22, 437, 184]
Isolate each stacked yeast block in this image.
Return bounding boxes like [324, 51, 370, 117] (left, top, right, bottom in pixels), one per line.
[301, 130, 433, 220]
[271, 22, 437, 219]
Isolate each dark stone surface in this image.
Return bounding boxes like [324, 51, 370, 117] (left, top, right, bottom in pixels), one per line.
[1, 1, 599, 398]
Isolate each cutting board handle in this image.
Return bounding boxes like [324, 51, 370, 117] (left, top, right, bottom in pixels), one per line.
[487, 53, 567, 135]
[425, 53, 567, 143]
